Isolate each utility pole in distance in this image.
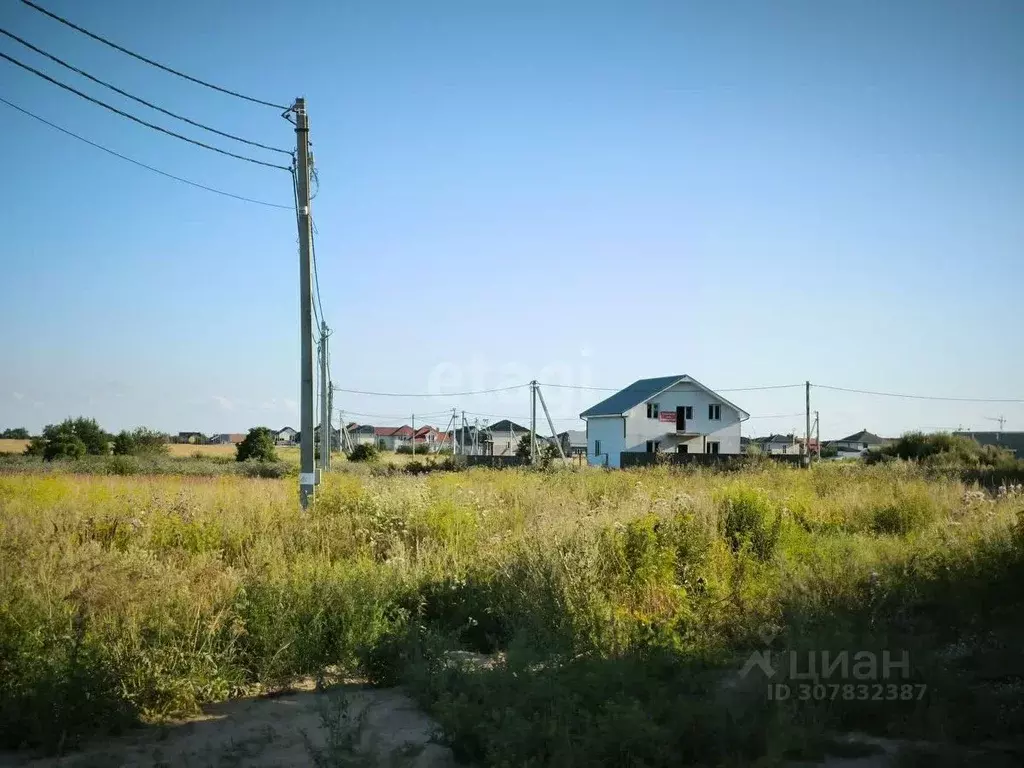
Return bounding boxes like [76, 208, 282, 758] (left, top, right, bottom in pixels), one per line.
[804, 381, 811, 469]
[319, 321, 330, 474]
[294, 97, 315, 509]
[814, 410, 821, 461]
[530, 380, 538, 464]
[327, 381, 334, 469]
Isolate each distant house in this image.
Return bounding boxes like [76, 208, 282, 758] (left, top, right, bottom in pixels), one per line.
[580, 374, 749, 468]
[345, 424, 376, 446]
[557, 430, 587, 457]
[176, 431, 205, 445]
[374, 426, 414, 451]
[443, 425, 492, 455]
[831, 430, 887, 456]
[485, 420, 533, 456]
[414, 425, 440, 449]
[209, 433, 245, 445]
[275, 426, 297, 445]
[750, 434, 802, 455]
[955, 431, 1024, 459]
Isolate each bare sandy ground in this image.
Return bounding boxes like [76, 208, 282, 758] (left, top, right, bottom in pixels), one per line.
[0, 684, 457, 768]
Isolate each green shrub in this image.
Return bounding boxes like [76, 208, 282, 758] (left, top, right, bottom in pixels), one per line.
[112, 428, 168, 457]
[239, 460, 289, 479]
[235, 427, 277, 462]
[104, 455, 141, 476]
[348, 443, 379, 462]
[718, 485, 783, 562]
[44, 433, 88, 461]
[30, 417, 110, 460]
[869, 431, 1017, 469]
[870, 487, 938, 536]
[0, 427, 29, 439]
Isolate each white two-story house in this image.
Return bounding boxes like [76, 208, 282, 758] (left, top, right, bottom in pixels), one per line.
[580, 374, 749, 468]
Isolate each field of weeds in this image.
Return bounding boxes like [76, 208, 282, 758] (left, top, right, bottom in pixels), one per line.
[2, 463, 1023, 764]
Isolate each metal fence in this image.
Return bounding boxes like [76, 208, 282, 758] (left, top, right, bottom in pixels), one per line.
[619, 452, 804, 469]
[461, 455, 531, 469]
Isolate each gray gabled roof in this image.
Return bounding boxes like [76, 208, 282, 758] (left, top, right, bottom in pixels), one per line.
[487, 419, 530, 434]
[579, 375, 749, 420]
[837, 430, 885, 444]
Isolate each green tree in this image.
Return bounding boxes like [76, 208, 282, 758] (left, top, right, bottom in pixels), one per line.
[27, 417, 109, 460]
[515, 434, 533, 461]
[236, 427, 278, 462]
[0, 427, 29, 439]
[112, 427, 169, 456]
[66, 417, 110, 455]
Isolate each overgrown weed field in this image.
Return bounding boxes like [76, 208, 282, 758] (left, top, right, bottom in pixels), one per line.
[2, 463, 1023, 764]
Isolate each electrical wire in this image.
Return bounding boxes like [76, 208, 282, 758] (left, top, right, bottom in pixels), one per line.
[332, 384, 531, 398]
[813, 384, 1024, 404]
[0, 95, 291, 209]
[339, 410, 453, 421]
[0, 51, 291, 170]
[537, 381, 804, 393]
[310, 216, 326, 330]
[0, 28, 290, 155]
[19, 0, 287, 110]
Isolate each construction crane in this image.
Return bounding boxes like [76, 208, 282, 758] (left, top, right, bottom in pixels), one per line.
[986, 415, 1007, 433]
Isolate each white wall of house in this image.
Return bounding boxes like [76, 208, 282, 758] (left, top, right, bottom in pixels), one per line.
[757, 439, 800, 455]
[490, 431, 529, 456]
[622, 382, 742, 455]
[585, 381, 743, 466]
[587, 416, 624, 467]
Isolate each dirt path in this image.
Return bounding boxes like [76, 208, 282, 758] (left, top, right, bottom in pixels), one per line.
[0, 685, 458, 768]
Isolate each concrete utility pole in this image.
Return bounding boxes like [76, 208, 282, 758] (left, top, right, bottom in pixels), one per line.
[294, 97, 315, 509]
[326, 369, 333, 471]
[804, 381, 811, 469]
[530, 380, 538, 464]
[536, 383, 566, 461]
[319, 321, 330, 473]
[411, 413, 415, 456]
[452, 407, 459, 455]
[814, 410, 821, 461]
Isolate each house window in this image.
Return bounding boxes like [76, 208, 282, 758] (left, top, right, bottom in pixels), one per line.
[706, 441, 720, 455]
[646, 402, 659, 418]
[708, 404, 721, 421]
[646, 440, 661, 453]
[594, 440, 601, 456]
[677, 444, 688, 454]
[683, 406, 693, 420]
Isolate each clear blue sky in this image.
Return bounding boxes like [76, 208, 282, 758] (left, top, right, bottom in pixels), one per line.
[1, 0, 1021, 439]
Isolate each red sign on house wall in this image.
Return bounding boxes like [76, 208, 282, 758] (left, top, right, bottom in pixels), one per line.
[658, 412, 676, 423]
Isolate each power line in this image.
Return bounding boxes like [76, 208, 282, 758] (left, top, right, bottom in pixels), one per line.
[0, 95, 291, 209]
[814, 384, 1024, 404]
[19, 0, 287, 110]
[0, 28, 290, 155]
[537, 381, 804, 393]
[310, 216, 326, 329]
[0, 51, 291, 170]
[333, 384, 530, 398]
[340, 409, 452, 420]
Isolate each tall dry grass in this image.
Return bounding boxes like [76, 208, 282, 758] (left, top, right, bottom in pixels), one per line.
[1, 463, 1022, 761]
